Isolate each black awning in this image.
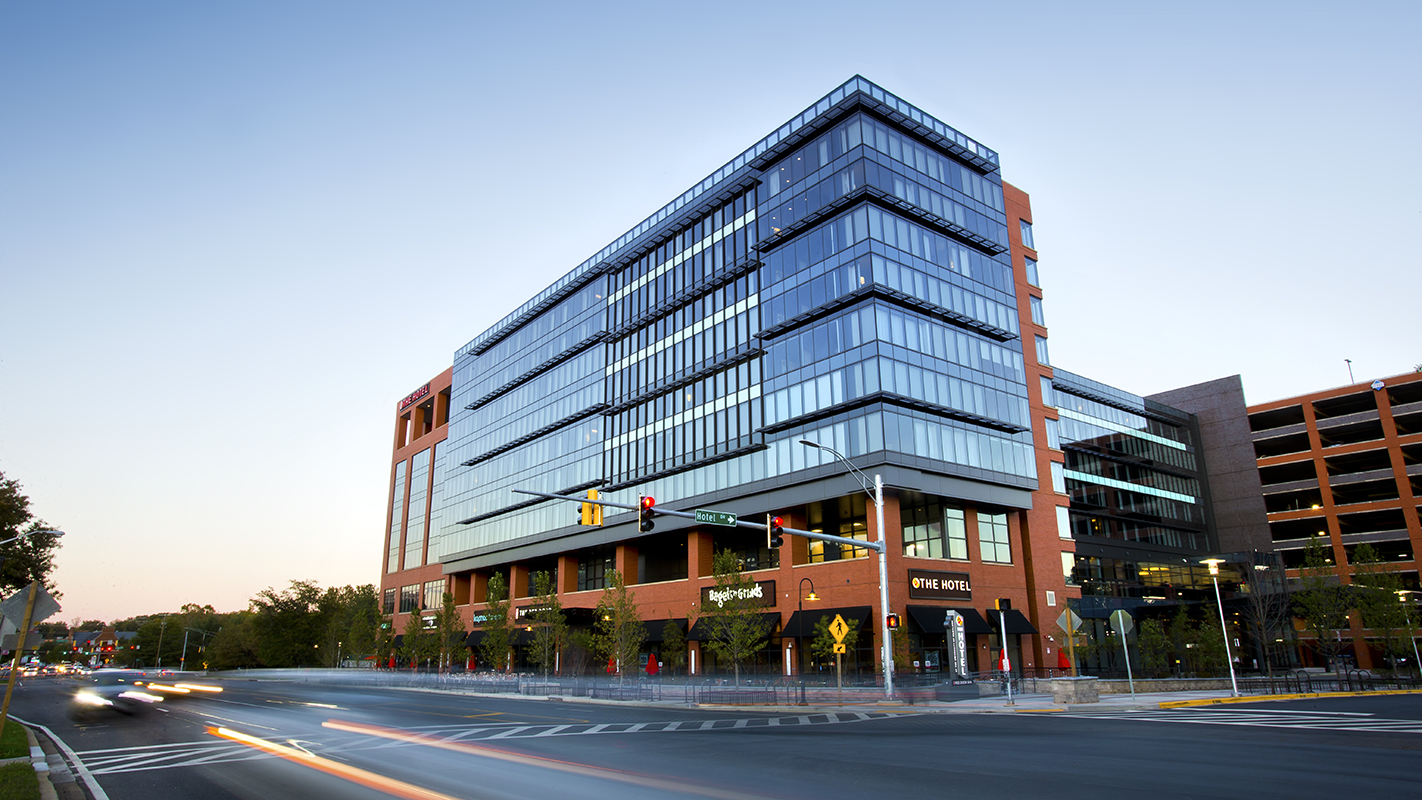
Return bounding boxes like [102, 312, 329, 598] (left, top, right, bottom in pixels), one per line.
[780, 606, 872, 641]
[907, 606, 990, 635]
[464, 630, 485, 647]
[639, 619, 688, 643]
[986, 608, 1038, 635]
[687, 612, 782, 641]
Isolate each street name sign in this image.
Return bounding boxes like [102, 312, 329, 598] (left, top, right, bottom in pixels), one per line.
[694, 509, 738, 526]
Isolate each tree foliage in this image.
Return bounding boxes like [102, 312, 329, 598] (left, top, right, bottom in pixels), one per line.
[478, 573, 512, 672]
[660, 620, 687, 676]
[1350, 544, 1409, 670]
[433, 591, 467, 672]
[401, 609, 436, 669]
[594, 569, 644, 684]
[699, 550, 769, 685]
[528, 571, 566, 679]
[1237, 553, 1294, 677]
[1294, 536, 1351, 670]
[0, 471, 64, 595]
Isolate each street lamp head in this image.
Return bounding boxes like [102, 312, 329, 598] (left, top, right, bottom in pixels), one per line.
[807, 591, 819, 602]
[1201, 558, 1225, 576]
[798, 439, 821, 449]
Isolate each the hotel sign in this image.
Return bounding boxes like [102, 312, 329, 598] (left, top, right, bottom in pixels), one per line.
[701, 580, 776, 609]
[399, 383, 431, 411]
[907, 569, 971, 601]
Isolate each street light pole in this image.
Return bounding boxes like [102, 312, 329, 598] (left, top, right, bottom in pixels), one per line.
[797, 578, 818, 705]
[1400, 591, 1421, 680]
[1203, 559, 1239, 697]
[800, 440, 895, 701]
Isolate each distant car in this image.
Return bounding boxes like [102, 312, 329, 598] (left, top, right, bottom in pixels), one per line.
[67, 670, 164, 721]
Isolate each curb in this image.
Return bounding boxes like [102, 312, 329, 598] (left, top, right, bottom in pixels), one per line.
[23, 727, 58, 800]
[1159, 688, 1422, 708]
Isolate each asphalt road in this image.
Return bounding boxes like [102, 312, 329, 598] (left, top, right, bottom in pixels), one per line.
[8, 676, 1422, 800]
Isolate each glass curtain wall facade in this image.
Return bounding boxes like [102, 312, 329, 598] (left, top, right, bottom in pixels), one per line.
[1049, 368, 1216, 600]
[432, 76, 1035, 568]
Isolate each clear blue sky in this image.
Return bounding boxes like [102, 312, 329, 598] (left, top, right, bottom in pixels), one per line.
[2, 1, 1417, 622]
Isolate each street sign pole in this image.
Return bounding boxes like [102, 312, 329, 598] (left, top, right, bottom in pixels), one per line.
[1111, 609, 1135, 699]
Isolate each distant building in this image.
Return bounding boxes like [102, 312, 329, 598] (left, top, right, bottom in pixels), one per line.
[1248, 370, 1422, 668]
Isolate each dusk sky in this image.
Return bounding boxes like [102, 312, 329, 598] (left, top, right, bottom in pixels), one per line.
[2, 1, 1416, 623]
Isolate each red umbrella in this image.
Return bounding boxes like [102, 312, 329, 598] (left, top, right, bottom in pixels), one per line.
[1057, 648, 1071, 670]
[606, 657, 617, 674]
[645, 653, 659, 676]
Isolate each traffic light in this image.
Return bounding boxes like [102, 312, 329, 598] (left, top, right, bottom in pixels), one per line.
[579, 489, 603, 526]
[639, 495, 656, 532]
[995, 598, 1012, 611]
[886, 613, 901, 630]
[767, 515, 784, 549]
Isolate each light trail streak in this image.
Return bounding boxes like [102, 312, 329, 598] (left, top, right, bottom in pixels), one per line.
[321, 719, 772, 800]
[208, 726, 462, 800]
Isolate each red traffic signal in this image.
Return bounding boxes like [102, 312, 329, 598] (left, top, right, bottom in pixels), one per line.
[639, 495, 656, 532]
[767, 515, 784, 548]
[886, 613, 901, 630]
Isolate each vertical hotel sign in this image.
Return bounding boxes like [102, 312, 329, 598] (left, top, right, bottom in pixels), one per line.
[400, 383, 431, 411]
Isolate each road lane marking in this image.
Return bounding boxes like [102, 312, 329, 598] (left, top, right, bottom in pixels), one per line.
[210, 727, 459, 800]
[322, 719, 777, 800]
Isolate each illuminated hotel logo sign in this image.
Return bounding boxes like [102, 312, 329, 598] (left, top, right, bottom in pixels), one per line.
[908, 569, 972, 601]
[399, 383, 431, 411]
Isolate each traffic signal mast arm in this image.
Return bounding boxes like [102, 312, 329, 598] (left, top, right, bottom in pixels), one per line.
[512, 489, 883, 553]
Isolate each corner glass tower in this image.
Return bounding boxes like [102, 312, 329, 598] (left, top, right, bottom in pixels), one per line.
[433, 76, 1034, 570]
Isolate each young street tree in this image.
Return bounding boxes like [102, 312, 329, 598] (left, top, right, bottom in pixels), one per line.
[700, 549, 771, 686]
[1294, 536, 1352, 671]
[401, 609, 436, 670]
[528, 571, 566, 679]
[433, 590, 467, 672]
[1350, 543, 1409, 670]
[660, 620, 687, 676]
[594, 569, 644, 684]
[1237, 553, 1293, 677]
[479, 573, 513, 672]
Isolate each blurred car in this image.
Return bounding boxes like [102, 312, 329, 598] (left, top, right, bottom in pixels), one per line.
[67, 669, 164, 721]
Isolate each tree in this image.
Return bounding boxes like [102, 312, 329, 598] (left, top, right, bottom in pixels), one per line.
[433, 591, 467, 672]
[1350, 544, 1409, 671]
[699, 550, 770, 686]
[0, 470, 64, 595]
[1294, 536, 1351, 670]
[527, 571, 566, 679]
[401, 609, 436, 670]
[660, 620, 687, 676]
[250, 580, 332, 667]
[1137, 619, 1173, 678]
[1237, 553, 1294, 677]
[324, 584, 380, 666]
[594, 569, 644, 685]
[206, 612, 261, 670]
[478, 573, 513, 672]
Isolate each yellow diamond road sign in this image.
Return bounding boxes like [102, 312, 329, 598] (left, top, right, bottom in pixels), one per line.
[832, 643, 847, 654]
[829, 614, 849, 643]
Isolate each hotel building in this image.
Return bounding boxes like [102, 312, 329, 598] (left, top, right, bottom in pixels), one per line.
[378, 77, 1260, 677]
